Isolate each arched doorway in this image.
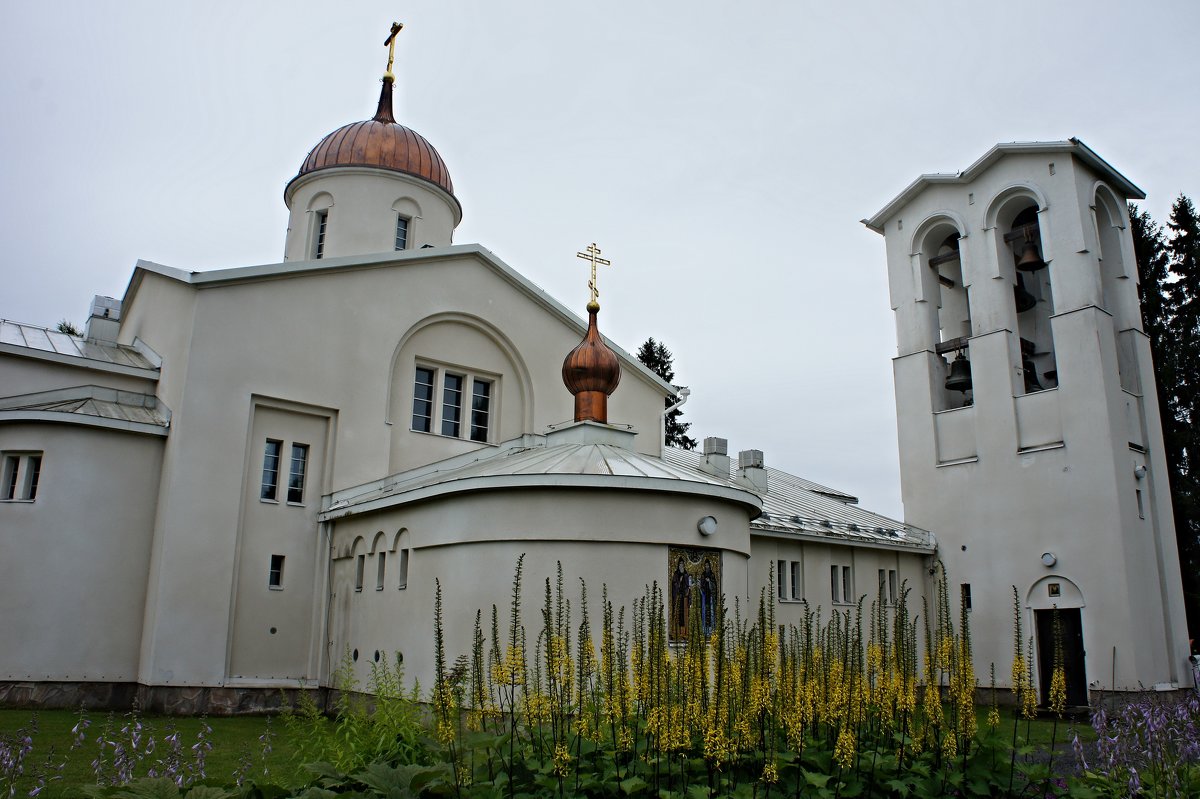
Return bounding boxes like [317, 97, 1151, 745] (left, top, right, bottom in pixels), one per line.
[1026, 576, 1088, 707]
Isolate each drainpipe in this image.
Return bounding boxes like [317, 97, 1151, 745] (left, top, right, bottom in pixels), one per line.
[662, 386, 690, 449]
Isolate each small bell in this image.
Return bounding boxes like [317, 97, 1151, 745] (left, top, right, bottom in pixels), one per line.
[1016, 231, 1046, 272]
[946, 351, 973, 393]
[1014, 274, 1036, 313]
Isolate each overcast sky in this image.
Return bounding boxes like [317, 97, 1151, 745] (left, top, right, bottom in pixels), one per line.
[2, 1, 1198, 519]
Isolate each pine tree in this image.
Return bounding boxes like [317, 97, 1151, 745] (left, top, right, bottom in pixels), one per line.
[1165, 196, 1200, 637]
[1133, 197, 1200, 641]
[636, 337, 697, 450]
[55, 319, 83, 337]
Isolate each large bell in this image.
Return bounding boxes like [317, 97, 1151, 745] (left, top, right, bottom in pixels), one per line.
[1023, 359, 1044, 393]
[1014, 274, 1036, 313]
[1016, 235, 1046, 272]
[946, 352, 973, 393]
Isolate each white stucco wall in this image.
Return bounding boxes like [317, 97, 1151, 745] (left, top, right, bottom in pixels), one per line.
[0, 423, 163, 681]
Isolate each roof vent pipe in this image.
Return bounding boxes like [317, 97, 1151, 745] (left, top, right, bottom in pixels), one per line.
[700, 436, 730, 478]
[737, 449, 768, 493]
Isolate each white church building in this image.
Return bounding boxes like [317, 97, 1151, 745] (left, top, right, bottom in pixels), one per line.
[0, 44, 1190, 711]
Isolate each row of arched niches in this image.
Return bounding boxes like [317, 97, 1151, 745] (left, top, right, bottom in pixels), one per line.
[917, 185, 1139, 411]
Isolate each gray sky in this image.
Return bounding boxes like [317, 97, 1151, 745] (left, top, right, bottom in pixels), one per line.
[2, 1, 1197, 519]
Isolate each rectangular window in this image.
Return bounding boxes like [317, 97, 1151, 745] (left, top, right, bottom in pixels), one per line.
[888, 569, 898, 605]
[1136, 488, 1145, 519]
[961, 583, 973, 611]
[441, 373, 464, 437]
[268, 554, 285, 589]
[790, 561, 801, 600]
[412, 367, 435, 432]
[376, 552, 386, 590]
[830, 565, 840, 604]
[398, 548, 409, 589]
[260, 440, 282, 500]
[26, 456, 40, 501]
[777, 560, 786, 600]
[395, 216, 409, 251]
[355, 554, 365, 592]
[878, 569, 887, 600]
[287, 443, 309, 504]
[470, 380, 491, 442]
[842, 566, 852, 604]
[3, 455, 19, 500]
[314, 210, 328, 259]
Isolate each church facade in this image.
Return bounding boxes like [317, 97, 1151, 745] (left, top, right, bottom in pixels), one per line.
[0, 64, 934, 712]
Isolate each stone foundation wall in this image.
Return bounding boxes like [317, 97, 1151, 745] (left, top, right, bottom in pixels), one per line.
[0, 681, 327, 716]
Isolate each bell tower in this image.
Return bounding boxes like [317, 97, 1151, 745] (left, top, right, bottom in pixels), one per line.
[865, 140, 1190, 700]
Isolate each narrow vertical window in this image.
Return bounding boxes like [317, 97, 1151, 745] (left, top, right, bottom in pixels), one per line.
[398, 548, 409, 589]
[3, 455, 18, 500]
[1136, 488, 1145, 520]
[878, 568, 886, 599]
[412, 367, 435, 432]
[395, 216, 409, 251]
[841, 566, 852, 604]
[790, 561, 801, 600]
[314, 210, 328, 259]
[470, 380, 491, 442]
[268, 554, 285, 589]
[376, 552, 386, 590]
[441, 373, 463, 437]
[260, 440, 282, 500]
[888, 569, 898, 605]
[355, 554, 365, 592]
[961, 583, 973, 611]
[830, 565, 840, 603]
[777, 560, 786, 600]
[26, 455, 40, 501]
[287, 443, 309, 504]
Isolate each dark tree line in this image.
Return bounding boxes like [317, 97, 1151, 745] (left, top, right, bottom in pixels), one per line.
[636, 337, 697, 450]
[1131, 195, 1200, 643]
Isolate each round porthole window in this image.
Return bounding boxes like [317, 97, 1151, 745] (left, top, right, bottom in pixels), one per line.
[269, 627, 277, 635]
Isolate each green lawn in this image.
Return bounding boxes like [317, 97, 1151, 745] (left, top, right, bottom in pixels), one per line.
[3, 705, 1094, 798]
[0, 709, 311, 799]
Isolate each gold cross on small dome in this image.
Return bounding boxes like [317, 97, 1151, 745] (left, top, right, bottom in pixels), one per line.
[576, 243, 611, 309]
[383, 22, 404, 81]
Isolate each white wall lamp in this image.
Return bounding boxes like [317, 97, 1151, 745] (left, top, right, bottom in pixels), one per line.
[1040, 552, 1057, 567]
[1134, 465, 1147, 480]
[697, 515, 717, 536]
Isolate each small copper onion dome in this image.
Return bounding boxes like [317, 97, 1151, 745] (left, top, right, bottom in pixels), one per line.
[290, 77, 455, 199]
[562, 302, 622, 423]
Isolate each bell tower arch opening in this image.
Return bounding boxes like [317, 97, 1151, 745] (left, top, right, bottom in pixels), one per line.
[1000, 202, 1057, 394]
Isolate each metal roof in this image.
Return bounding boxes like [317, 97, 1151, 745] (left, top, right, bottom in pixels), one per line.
[322, 438, 760, 521]
[0, 319, 158, 371]
[663, 448, 934, 551]
[0, 385, 170, 433]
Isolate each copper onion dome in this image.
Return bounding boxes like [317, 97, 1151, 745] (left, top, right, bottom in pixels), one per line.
[291, 77, 455, 199]
[562, 303, 622, 423]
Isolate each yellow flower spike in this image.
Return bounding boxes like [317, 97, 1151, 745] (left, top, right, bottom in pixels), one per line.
[761, 760, 779, 785]
[834, 727, 856, 769]
[551, 743, 572, 778]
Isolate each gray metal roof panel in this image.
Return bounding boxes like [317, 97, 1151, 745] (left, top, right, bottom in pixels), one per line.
[0, 319, 158, 371]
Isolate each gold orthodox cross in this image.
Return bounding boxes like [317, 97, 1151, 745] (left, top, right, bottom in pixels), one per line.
[383, 22, 404, 80]
[576, 242, 611, 307]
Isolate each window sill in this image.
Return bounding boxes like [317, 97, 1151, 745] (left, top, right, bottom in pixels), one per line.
[286, 501, 306, 508]
[398, 584, 408, 590]
[355, 588, 363, 593]
[260, 498, 280, 505]
[0, 499, 35, 504]
[269, 586, 284, 592]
